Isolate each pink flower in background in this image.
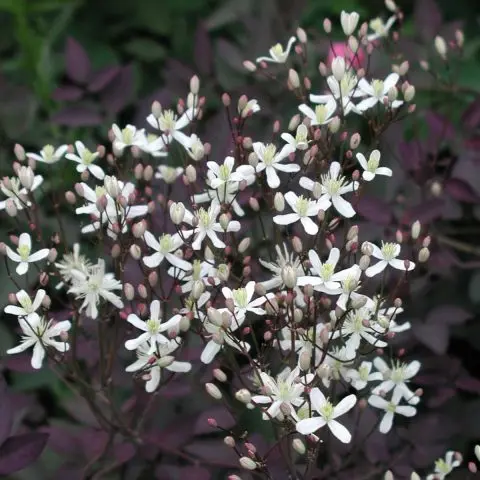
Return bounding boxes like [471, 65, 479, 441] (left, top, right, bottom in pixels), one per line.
[327, 42, 365, 71]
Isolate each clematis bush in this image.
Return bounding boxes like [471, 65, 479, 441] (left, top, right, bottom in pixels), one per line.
[1, 1, 479, 478]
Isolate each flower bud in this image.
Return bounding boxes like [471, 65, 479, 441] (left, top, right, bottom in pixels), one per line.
[274, 192, 285, 212]
[239, 457, 257, 471]
[292, 236, 303, 253]
[404, 85, 415, 102]
[185, 165, 197, 183]
[190, 75, 200, 95]
[14, 144, 26, 161]
[217, 263, 230, 282]
[387, 86, 398, 102]
[224, 436, 236, 447]
[249, 197, 260, 212]
[475, 445, 480, 462]
[340, 11, 360, 36]
[169, 202, 185, 225]
[292, 438, 306, 455]
[219, 213, 231, 231]
[323, 18, 332, 34]
[124, 283, 135, 301]
[434, 36, 447, 59]
[132, 221, 146, 238]
[411, 220, 421, 240]
[235, 388, 252, 404]
[385, 0, 397, 12]
[359, 254, 370, 270]
[238, 237, 250, 253]
[243, 60, 257, 72]
[384, 471, 394, 480]
[205, 382, 223, 400]
[299, 350, 311, 371]
[157, 355, 175, 368]
[294, 308, 303, 323]
[328, 116, 341, 133]
[213, 368, 227, 383]
[192, 280, 205, 300]
[348, 36, 359, 54]
[410, 473, 421, 480]
[5, 199, 17, 217]
[281, 264, 297, 289]
[350, 133, 361, 149]
[129, 244, 142, 260]
[248, 152, 258, 168]
[331, 56, 346, 82]
[455, 29, 464, 48]
[47, 248, 58, 263]
[288, 114, 301, 131]
[296, 27, 307, 44]
[418, 247, 430, 263]
[18, 166, 35, 190]
[288, 69, 300, 89]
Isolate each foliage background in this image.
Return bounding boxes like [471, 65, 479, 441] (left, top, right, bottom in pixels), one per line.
[1, 0, 480, 478]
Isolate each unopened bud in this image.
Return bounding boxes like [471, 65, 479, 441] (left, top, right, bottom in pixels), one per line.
[238, 237, 250, 253]
[434, 36, 447, 59]
[217, 264, 230, 282]
[248, 152, 258, 168]
[281, 264, 297, 289]
[299, 350, 311, 371]
[296, 27, 307, 44]
[274, 192, 285, 212]
[129, 244, 142, 260]
[323, 18, 332, 34]
[328, 116, 341, 133]
[213, 368, 227, 382]
[192, 280, 205, 300]
[239, 457, 257, 471]
[243, 60, 257, 72]
[224, 436, 236, 447]
[292, 438, 306, 455]
[205, 382, 223, 400]
[288, 69, 300, 89]
[169, 202, 185, 225]
[359, 254, 370, 270]
[384, 471, 394, 480]
[14, 144, 26, 161]
[124, 283, 135, 301]
[235, 388, 252, 404]
[331, 56, 346, 82]
[190, 75, 200, 95]
[418, 247, 430, 263]
[185, 165, 196, 183]
[5, 199, 17, 217]
[455, 30, 464, 48]
[350, 133, 361, 149]
[65, 191, 76, 204]
[292, 236, 303, 253]
[132, 221, 146, 238]
[411, 220, 421, 240]
[288, 114, 301, 131]
[249, 197, 260, 212]
[404, 85, 415, 102]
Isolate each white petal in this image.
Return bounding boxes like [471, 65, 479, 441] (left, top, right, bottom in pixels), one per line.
[31, 342, 46, 369]
[379, 411, 394, 434]
[328, 419, 352, 443]
[365, 260, 388, 278]
[296, 416, 326, 435]
[332, 195, 355, 218]
[300, 217, 318, 235]
[333, 394, 357, 418]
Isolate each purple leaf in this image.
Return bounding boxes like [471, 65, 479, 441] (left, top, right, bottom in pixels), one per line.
[65, 37, 91, 84]
[426, 305, 472, 326]
[184, 440, 239, 467]
[403, 198, 445, 224]
[0, 377, 12, 445]
[462, 96, 480, 129]
[444, 178, 480, 203]
[414, 0, 442, 42]
[3, 355, 35, 372]
[88, 66, 122, 93]
[355, 196, 392, 225]
[194, 407, 235, 435]
[194, 23, 213, 75]
[425, 111, 454, 145]
[413, 323, 449, 354]
[51, 105, 103, 126]
[100, 65, 134, 114]
[456, 375, 480, 393]
[52, 86, 84, 102]
[398, 141, 425, 171]
[0, 433, 49, 475]
[113, 442, 135, 464]
[427, 387, 456, 408]
[40, 426, 81, 457]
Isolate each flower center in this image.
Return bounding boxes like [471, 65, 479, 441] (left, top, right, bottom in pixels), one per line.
[435, 459, 452, 475]
[372, 79, 384, 98]
[197, 208, 212, 228]
[381, 242, 397, 261]
[320, 400, 334, 421]
[43, 145, 55, 162]
[277, 380, 291, 400]
[370, 18, 386, 36]
[17, 244, 31, 261]
[358, 365, 369, 381]
[122, 128, 134, 145]
[271, 43, 284, 59]
[232, 287, 248, 309]
[159, 166, 178, 184]
[320, 263, 335, 281]
[340, 72, 357, 96]
[159, 234, 174, 253]
[296, 125, 308, 144]
[386, 401, 397, 413]
[367, 155, 380, 172]
[390, 366, 406, 383]
[19, 296, 33, 313]
[146, 318, 161, 334]
[219, 164, 231, 181]
[159, 110, 177, 132]
[342, 274, 358, 293]
[295, 195, 310, 217]
[321, 175, 345, 196]
[82, 148, 96, 165]
[315, 105, 330, 124]
[262, 144, 277, 166]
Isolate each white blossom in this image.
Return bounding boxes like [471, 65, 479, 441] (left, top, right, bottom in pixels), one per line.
[281, 124, 310, 151]
[27, 144, 68, 165]
[4, 289, 46, 323]
[426, 451, 461, 480]
[5, 233, 49, 276]
[111, 124, 146, 152]
[66, 141, 105, 180]
[356, 150, 392, 181]
[298, 98, 337, 126]
[256, 36, 296, 64]
[356, 74, 403, 112]
[222, 281, 272, 321]
[146, 107, 197, 148]
[142, 231, 191, 271]
[363, 241, 415, 277]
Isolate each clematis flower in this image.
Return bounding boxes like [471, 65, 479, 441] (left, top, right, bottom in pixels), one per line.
[256, 36, 296, 64]
[222, 281, 272, 322]
[346, 361, 383, 391]
[296, 388, 357, 443]
[124, 300, 182, 353]
[27, 144, 68, 165]
[252, 142, 298, 189]
[66, 141, 105, 180]
[273, 191, 330, 235]
[281, 124, 310, 151]
[146, 107, 197, 148]
[363, 241, 415, 277]
[356, 149, 392, 181]
[5, 233, 50, 276]
[207, 156, 254, 189]
[367, 15, 397, 42]
[298, 98, 337, 126]
[111, 124, 146, 152]
[4, 289, 46, 323]
[356, 73, 403, 112]
[368, 388, 417, 434]
[155, 165, 184, 184]
[426, 451, 462, 480]
[142, 231, 191, 271]
[7, 315, 71, 369]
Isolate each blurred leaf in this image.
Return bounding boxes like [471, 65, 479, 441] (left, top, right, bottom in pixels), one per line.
[51, 104, 103, 126]
[444, 178, 480, 203]
[87, 65, 122, 93]
[205, 0, 252, 30]
[413, 323, 449, 354]
[0, 376, 12, 445]
[355, 195, 393, 225]
[123, 38, 166, 63]
[100, 64, 135, 115]
[65, 37, 91, 83]
[469, 270, 480, 304]
[425, 305, 473, 325]
[52, 85, 84, 102]
[0, 432, 49, 475]
[194, 22, 213, 75]
[414, 0, 443, 42]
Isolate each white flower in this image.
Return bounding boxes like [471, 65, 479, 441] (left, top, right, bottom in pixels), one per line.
[146, 107, 197, 148]
[183, 204, 240, 250]
[139, 133, 168, 157]
[273, 192, 330, 235]
[5, 233, 49, 276]
[125, 300, 181, 352]
[7, 315, 71, 369]
[239, 99, 260, 118]
[111, 124, 146, 152]
[363, 241, 415, 277]
[126, 339, 191, 393]
[55, 243, 91, 289]
[336, 265, 374, 311]
[253, 143, 298, 189]
[298, 99, 337, 126]
[66, 141, 105, 180]
[340, 11, 360, 36]
[368, 388, 417, 434]
[27, 144, 68, 164]
[142, 231, 191, 271]
[372, 357, 421, 405]
[297, 248, 350, 294]
[252, 367, 312, 419]
[281, 124, 310, 151]
[207, 156, 254, 189]
[0, 173, 43, 211]
[4, 289, 46, 323]
[346, 361, 383, 390]
[356, 74, 402, 112]
[300, 162, 358, 218]
[356, 149, 392, 181]
[169, 259, 219, 293]
[259, 244, 303, 291]
[426, 451, 462, 480]
[367, 15, 397, 42]
[155, 165, 184, 184]
[183, 134, 205, 161]
[222, 281, 272, 321]
[296, 388, 357, 443]
[68, 259, 123, 319]
[256, 36, 296, 63]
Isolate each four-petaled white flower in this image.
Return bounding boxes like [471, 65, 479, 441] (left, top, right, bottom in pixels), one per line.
[55, 243, 91, 289]
[256, 36, 296, 64]
[426, 451, 461, 480]
[27, 144, 68, 164]
[222, 281, 271, 322]
[253, 142, 298, 189]
[66, 141, 105, 180]
[346, 361, 383, 390]
[7, 315, 71, 369]
[367, 15, 397, 42]
[111, 124, 146, 152]
[207, 156, 254, 189]
[281, 124, 310, 151]
[363, 241, 415, 277]
[68, 259, 124, 319]
[155, 165, 184, 183]
[356, 150, 392, 181]
[356, 73, 403, 112]
[298, 98, 337, 126]
[143, 231, 191, 271]
[5, 233, 50, 276]
[273, 191, 330, 235]
[368, 388, 417, 434]
[5, 289, 46, 323]
[146, 107, 197, 148]
[296, 388, 357, 443]
[125, 300, 181, 353]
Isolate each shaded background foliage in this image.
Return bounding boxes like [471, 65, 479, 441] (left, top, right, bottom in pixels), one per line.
[1, 0, 480, 478]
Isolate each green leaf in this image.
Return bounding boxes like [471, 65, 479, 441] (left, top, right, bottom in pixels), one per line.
[205, 0, 253, 30]
[123, 38, 166, 63]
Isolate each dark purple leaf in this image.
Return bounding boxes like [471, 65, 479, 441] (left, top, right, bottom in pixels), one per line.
[184, 440, 239, 467]
[462, 96, 480, 129]
[0, 377, 12, 445]
[156, 465, 211, 480]
[194, 23, 213, 75]
[65, 37, 91, 84]
[456, 375, 480, 393]
[194, 407, 235, 435]
[100, 65, 134, 114]
[51, 105, 103, 127]
[113, 442, 135, 464]
[425, 111, 454, 146]
[413, 323, 449, 354]
[414, 0, 442, 42]
[403, 198, 444, 224]
[0, 433, 49, 475]
[40, 426, 81, 456]
[3, 355, 35, 372]
[52, 86, 84, 102]
[444, 178, 480, 203]
[355, 196, 392, 225]
[164, 59, 195, 86]
[398, 141, 425, 171]
[425, 305, 472, 326]
[88, 66, 122, 93]
[427, 387, 456, 408]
